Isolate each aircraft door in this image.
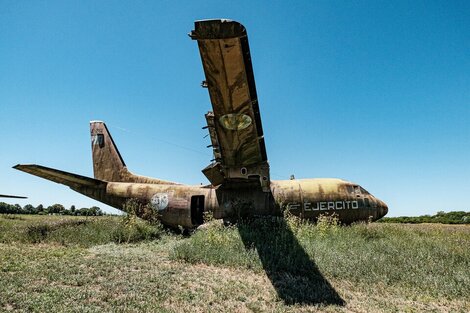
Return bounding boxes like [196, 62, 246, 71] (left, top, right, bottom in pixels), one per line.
[191, 195, 205, 225]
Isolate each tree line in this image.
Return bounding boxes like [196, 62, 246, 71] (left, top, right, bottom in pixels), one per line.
[0, 202, 104, 216]
[379, 211, 469, 224]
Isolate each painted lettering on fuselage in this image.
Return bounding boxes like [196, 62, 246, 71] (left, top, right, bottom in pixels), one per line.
[288, 200, 360, 211]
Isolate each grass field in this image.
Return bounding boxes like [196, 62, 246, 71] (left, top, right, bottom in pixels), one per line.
[0, 214, 468, 312]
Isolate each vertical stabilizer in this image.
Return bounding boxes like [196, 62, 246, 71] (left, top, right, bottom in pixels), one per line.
[90, 121, 126, 182]
[89, 121, 179, 185]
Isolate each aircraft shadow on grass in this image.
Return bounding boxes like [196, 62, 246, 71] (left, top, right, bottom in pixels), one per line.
[237, 218, 345, 306]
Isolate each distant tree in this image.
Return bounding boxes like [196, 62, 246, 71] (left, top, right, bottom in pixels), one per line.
[70, 205, 76, 214]
[0, 202, 13, 214]
[76, 208, 88, 216]
[379, 211, 470, 224]
[48, 204, 65, 215]
[23, 204, 35, 214]
[89, 206, 103, 216]
[36, 204, 45, 215]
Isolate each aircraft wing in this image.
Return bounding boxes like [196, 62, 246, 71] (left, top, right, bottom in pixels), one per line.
[190, 19, 270, 191]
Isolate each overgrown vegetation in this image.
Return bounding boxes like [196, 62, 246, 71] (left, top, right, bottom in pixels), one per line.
[379, 210, 470, 224]
[171, 215, 470, 300]
[0, 214, 164, 247]
[0, 214, 469, 312]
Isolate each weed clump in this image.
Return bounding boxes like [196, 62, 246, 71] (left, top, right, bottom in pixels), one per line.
[315, 213, 340, 237]
[111, 215, 164, 244]
[170, 221, 258, 268]
[26, 219, 89, 243]
[109, 198, 165, 244]
[351, 222, 386, 240]
[1, 214, 25, 220]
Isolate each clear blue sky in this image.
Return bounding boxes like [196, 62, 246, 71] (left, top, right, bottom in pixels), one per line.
[1, 1, 468, 216]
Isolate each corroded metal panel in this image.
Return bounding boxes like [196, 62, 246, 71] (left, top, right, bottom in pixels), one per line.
[214, 184, 276, 219]
[205, 112, 222, 162]
[271, 179, 388, 223]
[106, 182, 216, 227]
[202, 162, 225, 186]
[191, 19, 270, 190]
[90, 121, 179, 185]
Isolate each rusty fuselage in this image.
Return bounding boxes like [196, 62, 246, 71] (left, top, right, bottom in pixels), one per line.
[14, 19, 389, 229]
[72, 177, 388, 228]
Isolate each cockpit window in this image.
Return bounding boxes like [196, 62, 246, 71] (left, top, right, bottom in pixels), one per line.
[360, 187, 370, 195]
[347, 185, 368, 196]
[354, 186, 361, 195]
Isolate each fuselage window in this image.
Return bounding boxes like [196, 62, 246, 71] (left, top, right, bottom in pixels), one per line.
[346, 185, 354, 194]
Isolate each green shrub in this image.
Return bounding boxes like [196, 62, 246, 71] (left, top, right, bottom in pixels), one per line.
[0, 215, 165, 247]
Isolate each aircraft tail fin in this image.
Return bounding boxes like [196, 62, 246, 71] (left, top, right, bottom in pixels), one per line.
[90, 121, 128, 182]
[89, 121, 179, 185]
[13, 164, 106, 189]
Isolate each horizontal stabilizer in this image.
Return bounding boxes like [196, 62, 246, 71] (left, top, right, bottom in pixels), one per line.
[13, 164, 106, 189]
[0, 194, 27, 199]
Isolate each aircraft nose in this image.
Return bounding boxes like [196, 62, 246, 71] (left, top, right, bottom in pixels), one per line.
[377, 199, 388, 218]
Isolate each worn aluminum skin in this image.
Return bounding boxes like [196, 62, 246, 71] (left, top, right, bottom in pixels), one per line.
[191, 20, 270, 192]
[14, 19, 388, 228]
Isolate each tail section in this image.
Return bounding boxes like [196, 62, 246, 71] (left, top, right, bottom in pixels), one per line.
[13, 122, 179, 212]
[14, 164, 106, 189]
[90, 121, 127, 182]
[90, 121, 179, 185]
[13, 164, 125, 209]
